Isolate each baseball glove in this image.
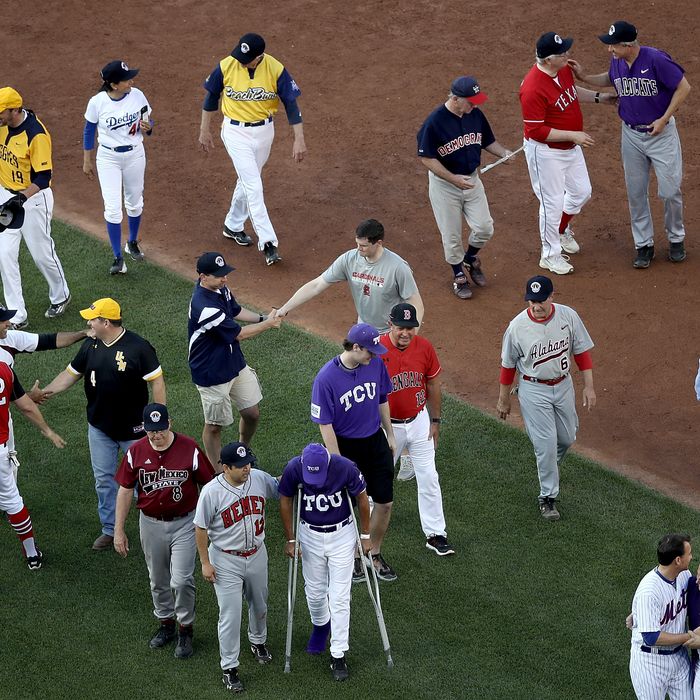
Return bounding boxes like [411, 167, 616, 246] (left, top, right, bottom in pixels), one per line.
[0, 193, 27, 232]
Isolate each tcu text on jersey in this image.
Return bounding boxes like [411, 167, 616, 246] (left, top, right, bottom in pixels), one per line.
[339, 382, 376, 411]
[302, 491, 343, 512]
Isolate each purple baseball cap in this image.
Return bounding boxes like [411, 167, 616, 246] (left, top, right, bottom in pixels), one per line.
[347, 323, 387, 355]
[301, 443, 330, 487]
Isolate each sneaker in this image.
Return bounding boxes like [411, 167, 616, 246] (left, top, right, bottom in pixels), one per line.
[124, 240, 145, 261]
[149, 620, 177, 648]
[538, 497, 561, 522]
[464, 255, 487, 286]
[222, 667, 244, 693]
[45, 295, 71, 319]
[174, 627, 194, 659]
[397, 454, 415, 481]
[109, 256, 127, 275]
[330, 655, 349, 682]
[669, 241, 686, 263]
[26, 549, 43, 570]
[560, 226, 580, 254]
[352, 556, 366, 584]
[453, 272, 472, 299]
[372, 553, 397, 582]
[633, 245, 655, 269]
[539, 253, 573, 275]
[426, 535, 456, 556]
[263, 242, 281, 265]
[223, 225, 253, 246]
[10, 320, 28, 330]
[92, 533, 114, 551]
[250, 642, 272, 664]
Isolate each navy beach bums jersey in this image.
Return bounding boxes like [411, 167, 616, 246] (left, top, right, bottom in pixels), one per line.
[417, 105, 495, 176]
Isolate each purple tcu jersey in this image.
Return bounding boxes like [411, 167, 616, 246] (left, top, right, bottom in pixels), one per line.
[310, 356, 392, 439]
[609, 46, 685, 125]
[278, 454, 366, 526]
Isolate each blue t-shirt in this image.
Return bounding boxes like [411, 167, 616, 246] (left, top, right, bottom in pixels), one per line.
[417, 104, 495, 176]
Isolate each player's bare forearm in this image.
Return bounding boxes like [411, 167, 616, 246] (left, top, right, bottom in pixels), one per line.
[426, 377, 442, 445]
[198, 110, 215, 152]
[13, 394, 66, 447]
[319, 423, 340, 455]
[291, 122, 307, 162]
[484, 142, 512, 159]
[149, 374, 166, 404]
[379, 402, 396, 455]
[279, 496, 295, 541]
[406, 292, 424, 326]
[420, 157, 473, 189]
[657, 631, 693, 646]
[278, 277, 331, 316]
[581, 369, 596, 411]
[357, 491, 372, 553]
[195, 527, 212, 566]
[496, 383, 513, 419]
[114, 487, 133, 557]
[652, 78, 691, 135]
[567, 61, 612, 88]
[55, 330, 89, 348]
[42, 368, 81, 398]
[237, 311, 283, 340]
[545, 127, 595, 147]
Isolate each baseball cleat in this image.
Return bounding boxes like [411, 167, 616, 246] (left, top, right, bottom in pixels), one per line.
[222, 667, 244, 693]
[124, 239, 145, 261]
[306, 621, 331, 655]
[397, 455, 415, 481]
[538, 497, 561, 521]
[250, 643, 272, 664]
[560, 227, 580, 254]
[372, 553, 397, 582]
[452, 272, 472, 299]
[539, 254, 573, 275]
[26, 549, 43, 570]
[633, 245, 655, 269]
[668, 241, 686, 263]
[330, 655, 349, 682]
[45, 295, 71, 319]
[263, 242, 282, 265]
[109, 256, 127, 275]
[464, 255, 487, 286]
[149, 620, 177, 648]
[10, 320, 28, 330]
[426, 535, 456, 556]
[223, 225, 253, 246]
[174, 627, 194, 659]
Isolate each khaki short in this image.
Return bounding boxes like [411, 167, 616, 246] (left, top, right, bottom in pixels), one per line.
[196, 365, 263, 426]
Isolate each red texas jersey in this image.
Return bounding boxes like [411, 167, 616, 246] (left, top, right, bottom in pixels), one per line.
[380, 334, 441, 419]
[0, 362, 13, 442]
[520, 64, 583, 149]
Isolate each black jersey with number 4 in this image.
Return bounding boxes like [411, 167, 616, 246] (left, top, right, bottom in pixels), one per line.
[69, 330, 162, 441]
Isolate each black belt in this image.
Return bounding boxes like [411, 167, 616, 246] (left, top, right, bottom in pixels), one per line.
[522, 374, 569, 386]
[302, 517, 352, 533]
[625, 123, 652, 133]
[391, 414, 419, 424]
[101, 144, 134, 152]
[230, 116, 272, 127]
[144, 509, 194, 522]
[640, 645, 683, 655]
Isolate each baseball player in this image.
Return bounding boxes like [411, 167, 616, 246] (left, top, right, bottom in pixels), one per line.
[311, 323, 397, 582]
[276, 219, 424, 333]
[194, 441, 279, 694]
[496, 275, 596, 521]
[83, 60, 153, 275]
[569, 21, 691, 269]
[0, 359, 66, 569]
[279, 443, 371, 681]
[519, 33, 616, 275]
[417, 76, 513, 299]
[0, 87, 70, 326]
[379, 304, 454, 555]
[114, 403, 215, 659]
[188, 252, 282, 468]
[37, 297, 166, 550]
[628, 533, 697, 699]
[199, 33, 307, 266]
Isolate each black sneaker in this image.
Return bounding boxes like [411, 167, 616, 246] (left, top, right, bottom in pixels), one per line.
[10, 320, 29, 330]
[669, 241, 686, 263]
[372, 553, 397, 582]
[538, 497, 561, 522]
[633, 245, 654, 269]
[174, 626, 194, 659]
[45, 295, 71, 319]
[263, 242, 281, 265]
[149, 620, 177, 648]
[352, 556, 366, 584]
[426, 535, 456, 556]
[250, 642, 272, 664]
[330, 655, 349, 682]
[124, 240, 145, 261]
[27, 549, 43, 570]
[223, 225, 253, 246]
[109, 256, 127, 275]
[222, 667, 244, 693]
[464, 255, 487, 287]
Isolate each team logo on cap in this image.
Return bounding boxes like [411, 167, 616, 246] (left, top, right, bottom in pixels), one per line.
[372, 335, 380, 345]
[403, 309, 411, 320]
[241, 42, 250, 54]
[121, 61, 129, 70]
[306, 465, 320, 472]
[215, 255, 225, 267]
[473, 84, 480, 93]
[531, 281, 541, 293]
[608, 25, 616, 35]
[554, 34, 563, 44]
[237, 446, 247, 457]
[89, 304, 96, 310]
[150, 410, 161, 422]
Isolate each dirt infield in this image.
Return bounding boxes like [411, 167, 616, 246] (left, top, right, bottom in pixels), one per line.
[7, 2, 699, 503]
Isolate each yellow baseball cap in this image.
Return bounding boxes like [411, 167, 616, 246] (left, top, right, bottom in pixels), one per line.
[0, 87, 22, 111]
[80, 298, 122, 320]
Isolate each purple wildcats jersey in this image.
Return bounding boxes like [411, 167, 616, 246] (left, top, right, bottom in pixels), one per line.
[609, 46, 685, 125]
[310, 356, 392, 439]
[278, 454, 366, 526]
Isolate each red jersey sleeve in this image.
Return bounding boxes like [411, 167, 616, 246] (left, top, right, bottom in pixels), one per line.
[194, 447, 216, 485]
[115, 449, 137, 488]
[520, 68, 553, 142]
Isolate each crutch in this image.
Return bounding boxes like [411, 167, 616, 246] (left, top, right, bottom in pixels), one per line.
[284, 485, 303, 673]
[346, 491, 394, 669]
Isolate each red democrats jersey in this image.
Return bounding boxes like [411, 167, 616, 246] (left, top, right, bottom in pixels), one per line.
[0, 362, 24, 442]
[520, 64, 583, 149]
[116, 433, 215, 518]
[380, 335, 441, 419]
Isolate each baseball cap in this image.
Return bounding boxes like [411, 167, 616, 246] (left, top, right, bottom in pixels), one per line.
[80, 298, 122, 321]
[599, 21, 637, 45]
[450, 76, 488, 105]
[389, 303, 419, 328]
[197, 252, 235, 276]
[536, 32, 574, 59]
[143, 403, 169, 431]
[524, 275, 554, 302]
[0, 306, 17, 322]
[0, 195, 26, 232]
[301, 443, 331, 487]
[0, 87, 22, 111]
[347, 323, 387, 355]
[100, 60, 140, 84]
[220, 441, 255, 468]
[231, 33, 266, 64]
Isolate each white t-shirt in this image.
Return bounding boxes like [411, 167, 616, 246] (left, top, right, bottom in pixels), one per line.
[0, 330, 40, 367]
[84, 87, 151, 149]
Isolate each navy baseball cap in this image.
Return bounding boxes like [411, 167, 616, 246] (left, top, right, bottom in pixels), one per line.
[301, 443, 330, 487]
[347, 323, 387, 355]
[101, 60, 139, 84]
[232, 33, 265, 64]
[524, 275, 554, 302]
[143, 403, 169, 431]
[389, 303, 419, 328]
[0, 305, 17, 322]
[536, 32, 574, 59]
[220, 442, 255, 468]
[197, 252, 235, 276]
[451, 76, 488, 104]
[599, 21, 637, 45]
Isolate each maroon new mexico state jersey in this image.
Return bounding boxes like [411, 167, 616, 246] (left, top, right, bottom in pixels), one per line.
[115, 433, 215, 518]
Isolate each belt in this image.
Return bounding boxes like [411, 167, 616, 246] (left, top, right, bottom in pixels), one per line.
[522, 374, 568, 386]
[391, 414, 419, 424]
[625, 123, 652, 133]
[230, 116, 273, 127]
[640, 645, 683, 655]
[221, 545, 258, 558]
[101, 144, 134, 152]
[144, 510, 193, 522]
[302, 517, 352, 533]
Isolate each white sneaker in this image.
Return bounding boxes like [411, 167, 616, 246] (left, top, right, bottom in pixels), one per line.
[397, 455, 416, 481]
[539, 253, 573, 275]
[560, 227, 580, 254]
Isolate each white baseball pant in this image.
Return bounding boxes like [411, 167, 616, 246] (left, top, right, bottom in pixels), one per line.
[95, 144, 146, 223]
[0, 441, 24, 515]
[629, 646, 692, 699]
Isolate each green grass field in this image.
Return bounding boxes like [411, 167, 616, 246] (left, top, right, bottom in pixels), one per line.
[1, 221, 692, 699]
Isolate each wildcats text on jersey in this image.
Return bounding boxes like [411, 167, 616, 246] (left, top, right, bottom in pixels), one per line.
[613, 77, 660, 97]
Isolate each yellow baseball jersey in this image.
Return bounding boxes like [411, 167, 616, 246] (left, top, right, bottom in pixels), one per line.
[218, 54, 285, 121]
[0, 110, 52, 190]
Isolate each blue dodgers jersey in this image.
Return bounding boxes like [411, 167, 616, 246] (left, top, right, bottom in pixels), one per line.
[417, 104, 495, 176]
